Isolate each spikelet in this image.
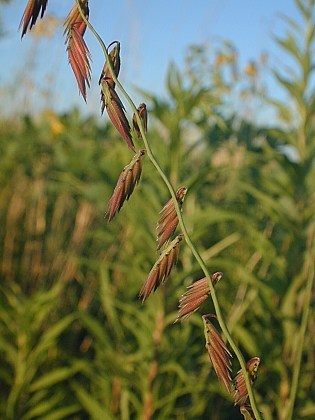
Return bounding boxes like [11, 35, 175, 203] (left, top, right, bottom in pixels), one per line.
[19, 0, 49, 38]
[132, 103, 148, 138]
[234, 357, 260, 406]
[156, 186, 187, 250]
[99, 41, 121, 89]
[240, 406, 255, 420]
[139, 234, 183, 302]
[64, 1, 91, 102]
[203, 314, 233, 393]
[101, 79, 135, 151]
[105, 150, 145, 222]
[175, 272, 223, 322]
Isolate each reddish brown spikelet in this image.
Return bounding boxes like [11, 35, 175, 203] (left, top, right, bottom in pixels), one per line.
[203, 314, 233, 393]
[19, 0, 48, 38]
[99, 41, 121, 89]
[64, 1, 91, 102]
[234, 357, 260, 406]
[133, 103, 148, 138]
[175, 272, 223, 322]
[101, 80, 135, 151]
[156, 186, 187, 250]
[139, 234, 183, 302]
[105, 150, 145, 222]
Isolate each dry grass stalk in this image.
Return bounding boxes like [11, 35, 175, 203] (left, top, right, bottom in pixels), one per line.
[175, 272, 223, 322]
[133, 103, 148, 138]
[64, 1, 91, 102]
[234, 357, 260, 406]
[101, 79, 135, 151]
[156, 186, 187, 250]
[105, 150, 145, 222]
[19, 0, 49, 38]
[139, 234, 183, 302]
[99, 41, 121, 89]
[203, 314, 233, 393]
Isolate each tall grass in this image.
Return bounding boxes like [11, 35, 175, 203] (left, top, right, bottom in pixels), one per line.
[0, 0, 314, 418]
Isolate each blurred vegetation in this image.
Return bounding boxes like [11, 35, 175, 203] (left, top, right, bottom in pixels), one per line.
[1, 0, 315, 419]
[0, 0, 11, 34]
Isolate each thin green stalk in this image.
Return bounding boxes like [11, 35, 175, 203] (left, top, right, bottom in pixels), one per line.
[75, 2, 261, 418]
[285, 233, 315, 419]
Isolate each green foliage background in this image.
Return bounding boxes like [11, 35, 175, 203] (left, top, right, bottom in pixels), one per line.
[0, 1, 315, 419]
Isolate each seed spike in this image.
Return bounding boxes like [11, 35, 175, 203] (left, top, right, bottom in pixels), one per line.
[101, 80, 135, 151]
[105, 150, 145, 222]
[19, 0, 49, 38]
[156, 186, 187, 250]
[99, 41, 121, 88]
[139, 234, 183, 302]
[234, 357, 260, 406]
[175, 272, 223, 322]
[203, 315, 233, 394]
[64, 1, 91, 102]
[133, 103, 148, 138]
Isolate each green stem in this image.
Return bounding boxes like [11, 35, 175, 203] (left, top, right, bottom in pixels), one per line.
[285, 231, 315, 419]
[75, 2, 261, 418]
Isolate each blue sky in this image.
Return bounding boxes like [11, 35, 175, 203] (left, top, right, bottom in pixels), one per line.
[0, 0, 299, 117]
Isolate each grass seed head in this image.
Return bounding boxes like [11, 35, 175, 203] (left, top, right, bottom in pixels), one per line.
[101, 80, 135, 151]
[99, 41, 121, 88]
[156, 186, 187, 250]
[175, 272, 223, 322]
[139, 234, 183, 302]
[240, 406, 255, 420]
[105, 150, 145, 222]
[64, 1, 91, 102]
[202, 314, 233, 394]
[133, 103, 148, 138]
[19, 0, 49, 38]
[234, 357, 260, 406]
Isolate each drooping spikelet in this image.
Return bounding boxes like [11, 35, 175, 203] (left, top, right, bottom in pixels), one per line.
[105, 150, 145, 222]
[19, 0, 49, 38]
[139, 234, 183, 302]
[132, 103, 148, 138]
[156, 186, 187, 250]
[101, 79, 135, 151]
[175, 272, 223, 322]
[234, 357, 260, 406]
[99, 41, 121, 89]
[203, 314, 233, 393]
[64, 1, 91, 102]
